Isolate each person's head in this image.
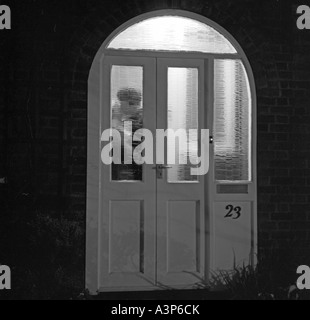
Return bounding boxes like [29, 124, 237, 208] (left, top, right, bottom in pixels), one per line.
[117, 88, 142, 106]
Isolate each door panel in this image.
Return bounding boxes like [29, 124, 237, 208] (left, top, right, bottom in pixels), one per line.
[156, 59, 206, 288]
[213, 201, 252, 270]
[100, 56, 157, 289]
[109, 201, 145, 274]
[166, 201, 201, 273]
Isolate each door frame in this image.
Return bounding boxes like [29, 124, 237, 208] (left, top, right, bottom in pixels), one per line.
[87, 10, 257, 295]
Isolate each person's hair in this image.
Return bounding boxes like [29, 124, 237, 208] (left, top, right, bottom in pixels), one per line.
[117, 88, 142, 104]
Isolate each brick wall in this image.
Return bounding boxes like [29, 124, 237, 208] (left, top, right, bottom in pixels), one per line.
[2, 0, 310, 287]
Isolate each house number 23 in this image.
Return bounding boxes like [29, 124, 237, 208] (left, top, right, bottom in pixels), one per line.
[225, 205, 242, 220]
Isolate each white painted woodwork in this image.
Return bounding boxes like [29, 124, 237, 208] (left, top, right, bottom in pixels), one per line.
[87, 10, 257, 294]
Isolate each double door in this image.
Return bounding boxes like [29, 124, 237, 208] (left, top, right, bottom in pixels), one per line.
[100, 56, 208, 290]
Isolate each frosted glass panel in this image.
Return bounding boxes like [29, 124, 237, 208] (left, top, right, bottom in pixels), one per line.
[108, 16, 237, 54]
[214, 60, 251, 182]
[111, 66, 143, 181]
[167, 68, 199, 183]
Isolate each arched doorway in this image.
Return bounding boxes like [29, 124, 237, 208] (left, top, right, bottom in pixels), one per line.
[87, 10, 257, 294]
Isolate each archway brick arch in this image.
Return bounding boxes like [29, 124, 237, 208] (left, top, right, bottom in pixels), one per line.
[68, 0, 271, 82]
[67, 0, 275, 119]
[83, 3, 260, 293]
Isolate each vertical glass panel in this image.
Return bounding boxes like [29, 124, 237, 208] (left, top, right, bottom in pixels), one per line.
[167, 68, 199, 183]
[111, 66, 143, 181]
[108, 16, 237, 54]
[214, 60, 251, 182]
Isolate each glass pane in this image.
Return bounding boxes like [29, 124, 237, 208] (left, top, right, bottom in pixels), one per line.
[111, 66, 143, 181]
[108, 16, 237, 54]
[167, 68, 199, 183]
[214, 60, 251, 182]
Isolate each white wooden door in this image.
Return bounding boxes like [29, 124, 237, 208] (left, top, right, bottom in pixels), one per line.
[100, 56, 207, 291]
[156, 59, 206, 288]
[100, 56, 157, 290]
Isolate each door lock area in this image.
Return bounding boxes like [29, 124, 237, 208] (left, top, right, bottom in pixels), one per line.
[152, 165, 172, 179]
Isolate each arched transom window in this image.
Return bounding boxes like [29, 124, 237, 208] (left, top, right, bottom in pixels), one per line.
[108, 16, 237, 54]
